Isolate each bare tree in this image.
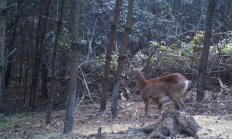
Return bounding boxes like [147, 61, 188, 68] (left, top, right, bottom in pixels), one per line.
[46, 0, 65, 124]
[63, 0, 81, 133]
[100, 0, 122, 112]
[0, 0, 7, 108]
[29, 0, 51, 111]
[111, 0, 135, 120]
[196, 0, 217, 102]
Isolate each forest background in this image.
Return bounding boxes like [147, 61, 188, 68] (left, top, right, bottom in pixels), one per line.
[0, 0, 232, 138]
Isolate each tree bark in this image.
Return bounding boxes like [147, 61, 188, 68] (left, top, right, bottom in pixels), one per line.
[30, 0, 50, 111]
[4, 25, 17, 87]
[196, 0, 217, 102]
[46, 0, 65, 124]
[0, 0, 7, 108]
[100, 0, 122, 112]
[129, 111, 201, 139]
[41, 61, 48, 98]
[111, 0, 135, 120]
[63, 0, 81, 133]
[24, 50, 29, 103]
[4, 56, 12, 87]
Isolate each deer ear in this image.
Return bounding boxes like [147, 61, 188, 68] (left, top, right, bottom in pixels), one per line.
[139, 67, 144, 71]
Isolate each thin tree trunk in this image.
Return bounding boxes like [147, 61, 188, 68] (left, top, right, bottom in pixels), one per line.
[87, 18, 98, 60]
[4, 25, 17, 87]
[0, 0, 7, 108]
[196, 0, 217, 102]
[24, 50, 29, 103]
[29, 4, 42, 107]
[18, 59, 22, 85]
[228, 0, 232, 30]
[100, 0, 122, 112]
[4, 56, 12, 87]
[30, 0, 50, 111]
[63, 0, 81, 133]
[46, 0, 65, 125]
[111, 0, 135, 120]
[41, 61, 48, 98]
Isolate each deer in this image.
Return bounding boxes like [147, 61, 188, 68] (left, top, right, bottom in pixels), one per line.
[128, 68, 189, 126]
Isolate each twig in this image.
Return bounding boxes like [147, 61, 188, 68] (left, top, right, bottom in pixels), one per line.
[217, 77, 231, 96]
[2, 4, 17, 13]
[87, 18, 98, 60]
[79, 67, 94, 103]
[6, 48, 17, 59]
[96, 0, 112, 25]
[132, 107, 137, 117]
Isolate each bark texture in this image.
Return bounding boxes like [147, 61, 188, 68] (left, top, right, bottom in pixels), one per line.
[100, 0, 122, 112]
[63, 0, 81, 133]
[129, 111, 201, 139]
[196, 0, 217, 102]
[0, 0, 7, 108]
[46, 0, 65, 124]
[111, 0, 135, 120]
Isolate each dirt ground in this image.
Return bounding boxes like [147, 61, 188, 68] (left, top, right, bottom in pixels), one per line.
[1, 87, 232, 139]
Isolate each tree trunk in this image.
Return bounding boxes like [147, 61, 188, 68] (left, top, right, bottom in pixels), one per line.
[4, 25, 17, 87]
[0, 0, 7, 108]
[111, 0, 135, 120]
[4, 56, 12, 87]
[46, 0, 65, 125]
[63, 0, 81, 133]
[196, 0, 217, 102]
[29, 4, 41, 107]
[100, 0, 122, 112]
[41, 61, 48, 98]
[24, 50, 29, 103]
[18, 59, 22, 85]
[30, 0, 50, 111]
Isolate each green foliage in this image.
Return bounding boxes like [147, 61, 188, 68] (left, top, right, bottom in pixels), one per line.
[40, 133, 60, 139]
[0, 114, 26, 129]
[45, 28, 72, 49]
[130, 31, 209, 73]
[189, 31, 204, 46]
[79, 38, 88, 45]
[217, 32, 232, 54]
[110, 53, 119, 71]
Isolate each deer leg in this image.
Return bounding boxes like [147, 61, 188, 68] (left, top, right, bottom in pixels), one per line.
[171, 97, 186, 111]
[175, 103, 179, 110]
[141, 101, 149, 127]
[177, 98, 186, 110]
[158, 104, 163, 120]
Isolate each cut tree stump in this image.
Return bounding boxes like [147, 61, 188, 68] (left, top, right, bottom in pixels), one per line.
[129, 111, 201, 139]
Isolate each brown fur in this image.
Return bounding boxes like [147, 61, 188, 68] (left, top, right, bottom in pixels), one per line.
[129, 68, 189, 125]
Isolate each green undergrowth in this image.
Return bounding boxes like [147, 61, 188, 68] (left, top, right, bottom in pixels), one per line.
[40, 133, 61, 139]
[0, 114, 26, 129]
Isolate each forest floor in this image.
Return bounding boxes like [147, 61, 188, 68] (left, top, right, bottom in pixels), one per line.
[1, 87, 232, 139]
